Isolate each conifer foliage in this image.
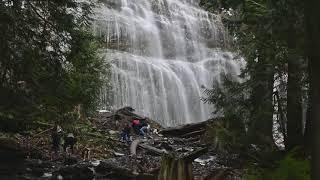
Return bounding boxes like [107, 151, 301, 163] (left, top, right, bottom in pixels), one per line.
[0, 0, 108, 131]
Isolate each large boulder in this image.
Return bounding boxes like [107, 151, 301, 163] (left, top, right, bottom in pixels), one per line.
[95, 160, 136, 180]
[52, 164, 94, 180]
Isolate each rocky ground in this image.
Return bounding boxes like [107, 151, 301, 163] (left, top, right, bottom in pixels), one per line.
[0, 107, 243, 180]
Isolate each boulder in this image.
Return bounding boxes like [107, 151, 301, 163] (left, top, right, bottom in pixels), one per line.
[52, 164, 94, 180]
[95, 160, 136, 179]
[64, 155, 79, 165]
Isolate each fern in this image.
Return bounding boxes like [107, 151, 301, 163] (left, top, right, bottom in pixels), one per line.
[245, 153, 310, 180]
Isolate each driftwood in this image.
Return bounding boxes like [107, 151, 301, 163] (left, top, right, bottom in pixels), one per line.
[180, 129, 206, 138]
[182, 147, 208, 162]
[159, 121, 207, 137]
[130, 139, 168, 156]
[130, 139, 143, 155]
[172, 137, 201, 144]
[139, 143, 168, 155]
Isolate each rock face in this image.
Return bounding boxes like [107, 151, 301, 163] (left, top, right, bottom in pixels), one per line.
[98, 106, 163, 132]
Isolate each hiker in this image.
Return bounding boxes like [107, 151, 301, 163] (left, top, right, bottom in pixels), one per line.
[139, 118, 149, 137]
[131, 119, 141, 135]
[51, 124, 62, 160]
[120, 123, 131, 143]
[63, 133, 77, 154]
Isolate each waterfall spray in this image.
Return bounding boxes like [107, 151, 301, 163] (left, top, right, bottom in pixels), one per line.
[94, 0, 241, 127]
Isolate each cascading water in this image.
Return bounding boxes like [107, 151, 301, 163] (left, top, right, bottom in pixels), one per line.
[94, 0, 241, 127]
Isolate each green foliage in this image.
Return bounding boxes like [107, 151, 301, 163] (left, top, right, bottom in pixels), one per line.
[203, 118, 245, 153]
[201, 0, 308, 150]
[0, 0, 110, 132]
[203, 74, 249, 136]
[245, 153, 310, 180]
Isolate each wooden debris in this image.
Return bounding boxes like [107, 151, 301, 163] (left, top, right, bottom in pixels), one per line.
[180, 129, 206, 138]
[158, 155, 193, 180]
[159, 121, 207, 139]
[130, 139, 143, 155]
[183, 147, 208, 162]
[139, 143, 168, 155]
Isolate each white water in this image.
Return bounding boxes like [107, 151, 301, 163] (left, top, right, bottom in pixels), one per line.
[94, 0, 241, 127]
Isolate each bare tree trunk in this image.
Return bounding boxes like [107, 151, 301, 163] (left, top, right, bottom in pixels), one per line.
[158, 155, 193, 180]
[275, 91, 287, 146]
[304, 60, 312, 152]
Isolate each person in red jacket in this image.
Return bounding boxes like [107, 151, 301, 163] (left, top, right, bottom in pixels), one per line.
[131, 119, 140, 134]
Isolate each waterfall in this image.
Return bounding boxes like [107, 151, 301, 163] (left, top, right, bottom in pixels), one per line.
[94, 0, 241, 127]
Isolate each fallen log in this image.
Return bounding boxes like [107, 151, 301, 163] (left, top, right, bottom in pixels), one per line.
[130, 139, 169, 156]
[139, 143, 168, 155]
[180, 129, 206, 138]
[172, 137, 201, 144]
[159, 121, 207, 137]
[182, 147, 208, 162]
[116, 107, 142, 119]
[130, 139, 143, 155]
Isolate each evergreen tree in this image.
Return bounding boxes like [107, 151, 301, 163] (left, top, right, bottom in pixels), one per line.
[201, 0, 308, 152]
[305, 0, 320, 178]
[0, 0, 108, 131]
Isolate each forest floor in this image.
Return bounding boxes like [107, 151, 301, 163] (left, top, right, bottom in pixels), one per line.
[0, 108, 244, 180]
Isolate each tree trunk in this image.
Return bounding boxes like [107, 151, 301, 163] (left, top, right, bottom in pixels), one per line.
[249, 48, 275, 148]
[286, 38, 303, 150]
[275, 91, 287, 146]
[158, 155, 193, 180]
[304, 60, 312, 152]
[305, 0, 320, 179]
[310, 51, 320, 180]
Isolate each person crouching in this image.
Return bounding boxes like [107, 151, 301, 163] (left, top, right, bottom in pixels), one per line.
[120, 123, 131, 143]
